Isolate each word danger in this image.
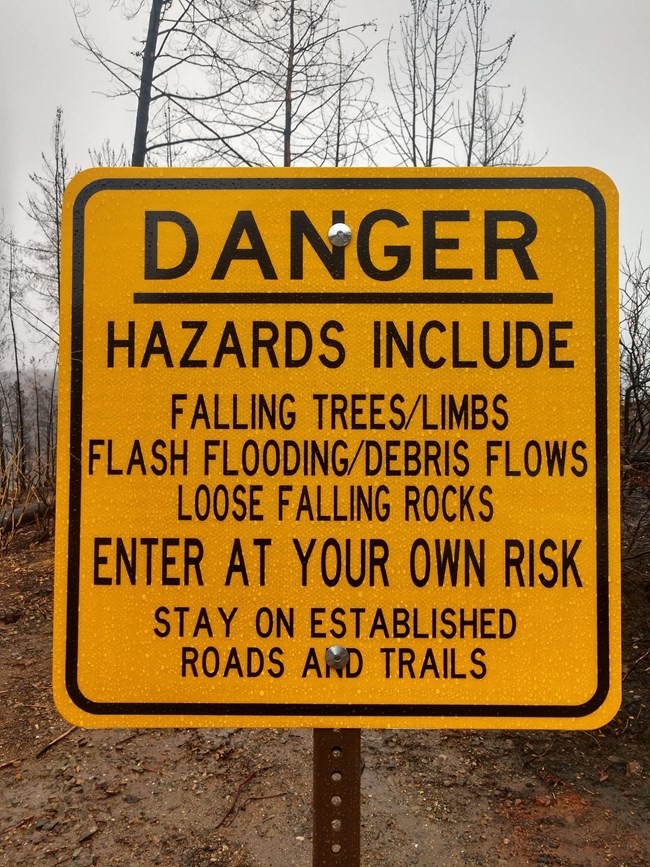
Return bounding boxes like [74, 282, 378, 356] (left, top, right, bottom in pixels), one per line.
[144, 207, 540, 283]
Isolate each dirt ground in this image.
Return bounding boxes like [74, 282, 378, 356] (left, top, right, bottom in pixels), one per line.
[1, 526, 648, 867]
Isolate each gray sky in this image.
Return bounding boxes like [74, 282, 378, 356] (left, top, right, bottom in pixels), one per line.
[1, 0, 648, 250]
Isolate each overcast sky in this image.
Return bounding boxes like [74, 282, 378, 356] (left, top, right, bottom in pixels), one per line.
[1, 0, 648, 251]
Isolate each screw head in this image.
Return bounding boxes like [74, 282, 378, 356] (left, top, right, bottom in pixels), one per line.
[326, 645, 350, 670]
[328, 223, 352, 247]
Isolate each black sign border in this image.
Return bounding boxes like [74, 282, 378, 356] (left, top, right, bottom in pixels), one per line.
[64, 174, 612, 721]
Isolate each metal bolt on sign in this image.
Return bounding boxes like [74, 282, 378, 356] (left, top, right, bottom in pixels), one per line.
[327, 222, 352, 247]
[325, 645, 350, 670]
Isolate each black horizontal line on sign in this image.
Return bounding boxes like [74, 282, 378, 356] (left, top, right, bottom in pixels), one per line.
[133, 291, 554, 305]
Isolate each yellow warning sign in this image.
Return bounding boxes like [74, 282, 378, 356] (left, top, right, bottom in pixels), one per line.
[54, 167, 620, 729]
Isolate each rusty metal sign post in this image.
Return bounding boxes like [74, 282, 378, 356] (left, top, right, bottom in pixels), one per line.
[313, 646, 361, 865]
[313, 728, 361, 867]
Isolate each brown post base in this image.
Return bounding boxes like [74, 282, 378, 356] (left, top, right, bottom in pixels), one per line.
[313, 728, 361, 866]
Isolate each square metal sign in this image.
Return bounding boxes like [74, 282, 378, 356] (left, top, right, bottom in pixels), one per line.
[54, 167, 620, 729]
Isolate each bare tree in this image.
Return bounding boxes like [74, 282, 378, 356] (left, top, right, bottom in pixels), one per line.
[0, 274, 8, 485]
[452, 0, 539, 167]
[620, 246, 650, 472]
[20, 108, 71, 347]
[210, 0, 377, 167]
[131, 0, 165, 166]
[25, 360, 58, 489]
[0, 383, 6, 484]
[385, 0, 464, 167]
[88, 139, 130, 167]
[0, 228, 57, 507]
[0, 229, 28, 492]
[384, 0, 536, 168]
[305, 32, 378, 167]
[463, 85, 536, 166]
[73, 0, 265, 166]
[0, 374, 14, 505]
[456, 0, 514, 165]
[618, 244, 650, 625]
[74, 0, 378, 168]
